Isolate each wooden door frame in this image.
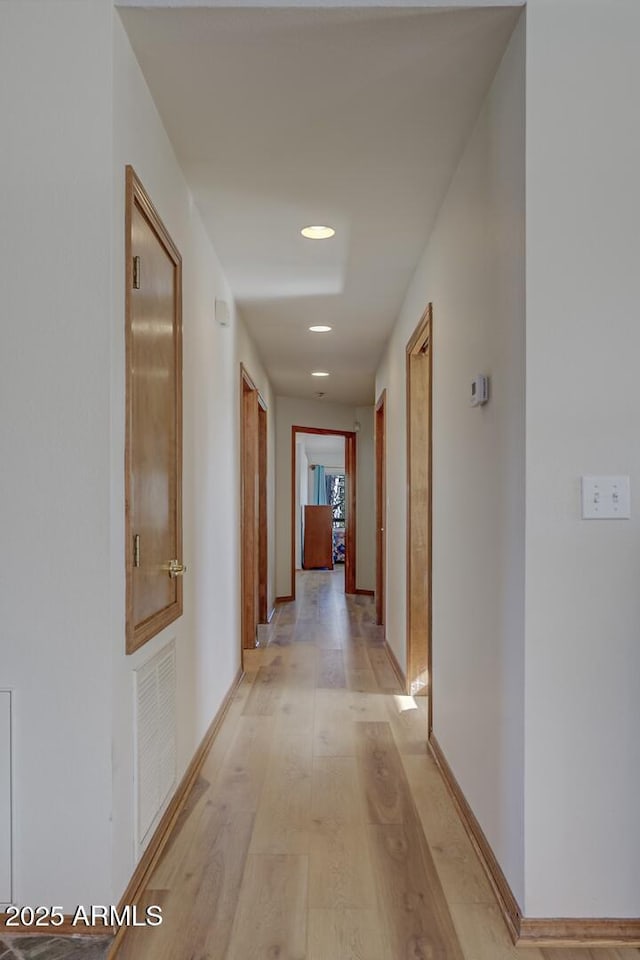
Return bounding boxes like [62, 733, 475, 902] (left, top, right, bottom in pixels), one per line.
[240, 364, 268, 654]
[125, 165, 183, 655]
[375, 390, 386, 627]
[258, 400, 268, 624]
[406, 304, 433, 730]
[290, 426, 356, 601]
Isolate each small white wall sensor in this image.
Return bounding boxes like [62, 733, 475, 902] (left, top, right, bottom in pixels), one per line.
[215, 299, 230, 327]
[470, 375, 489, 406]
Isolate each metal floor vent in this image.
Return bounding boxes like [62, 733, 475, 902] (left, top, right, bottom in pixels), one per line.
[134, 640, 176, 849]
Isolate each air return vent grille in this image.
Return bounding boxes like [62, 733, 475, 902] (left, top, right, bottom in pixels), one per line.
[134, 641, 176, 848]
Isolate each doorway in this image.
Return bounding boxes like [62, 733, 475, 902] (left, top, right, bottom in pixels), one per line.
[290, 426, 356, 600]
[258, 402, 268, 624]
[240, 364, 268, 652]
[406, 305, 433, 722]
[375, 390, 386, 627]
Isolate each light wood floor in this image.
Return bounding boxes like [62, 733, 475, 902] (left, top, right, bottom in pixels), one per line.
[114, 569, 640, 960]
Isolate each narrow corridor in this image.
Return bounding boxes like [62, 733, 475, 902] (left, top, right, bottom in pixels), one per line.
[113, 572, 640, 960]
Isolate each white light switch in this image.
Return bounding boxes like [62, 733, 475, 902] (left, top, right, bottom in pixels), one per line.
[581, 475, 631, 519]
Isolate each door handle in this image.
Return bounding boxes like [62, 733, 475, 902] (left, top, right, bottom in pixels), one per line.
[164, 559, 187, 578]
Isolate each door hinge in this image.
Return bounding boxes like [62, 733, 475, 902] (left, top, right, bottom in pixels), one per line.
[133, 534, 141, 568]
[132, 256, 141, 290]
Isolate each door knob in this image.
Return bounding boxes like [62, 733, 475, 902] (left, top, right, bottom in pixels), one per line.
[165, 559, 187, 578]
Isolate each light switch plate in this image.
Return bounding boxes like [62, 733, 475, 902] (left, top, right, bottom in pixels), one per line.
[581, 475, 631, 519]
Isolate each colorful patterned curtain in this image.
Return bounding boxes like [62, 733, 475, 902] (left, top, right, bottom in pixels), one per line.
[326, 473, 345, 525]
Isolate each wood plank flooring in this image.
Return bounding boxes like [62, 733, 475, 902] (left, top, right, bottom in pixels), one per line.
[113, 569, 640, 960]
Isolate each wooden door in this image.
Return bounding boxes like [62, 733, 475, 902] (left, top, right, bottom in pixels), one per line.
[240, 366, 260, 650]
[303, 506, 334, 569]
[126, 167, 183, 655]
[375, 390, 386, 626]
[406, 305, 432, 711]
[258, 401, 268, 623]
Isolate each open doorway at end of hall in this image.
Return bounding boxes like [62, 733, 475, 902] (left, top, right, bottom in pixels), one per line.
[291, 426, 356, 599]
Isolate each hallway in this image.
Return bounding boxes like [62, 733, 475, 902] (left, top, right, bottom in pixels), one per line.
[114, 572, 639, 960]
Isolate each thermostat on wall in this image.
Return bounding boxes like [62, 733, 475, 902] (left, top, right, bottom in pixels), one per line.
[215, 299, 230, 327]
[470, 375, 489, 406]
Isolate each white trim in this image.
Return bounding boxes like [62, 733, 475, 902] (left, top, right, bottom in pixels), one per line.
[117, 1, 524, 8]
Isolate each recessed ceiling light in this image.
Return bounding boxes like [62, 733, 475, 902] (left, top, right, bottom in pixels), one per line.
[309, 325, 332, 333]
[301, 225, 335, 240]
[312, 371, 330, 377]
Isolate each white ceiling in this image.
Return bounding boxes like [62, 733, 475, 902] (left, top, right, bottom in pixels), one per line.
[120, 5, 520, 404]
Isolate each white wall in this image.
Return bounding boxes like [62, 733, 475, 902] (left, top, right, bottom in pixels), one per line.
[524, 0, 640, 918]
[275, 397, 375, 597]
[375, 15, 526, 905]
[307, 456, 345, 472]
[111, 11, 274, 901]
[0, 1, 114, 909]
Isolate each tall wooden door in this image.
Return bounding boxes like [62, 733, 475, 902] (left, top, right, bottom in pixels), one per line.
[375, 390, 386, 626]
[126, 166, 183, 655]
[303, 505, 334, 569]
[344, 433, 357, 596]
[258, 401, 268, 624]
[241, 366, 259, 650]
[406, 305, 432, 709]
